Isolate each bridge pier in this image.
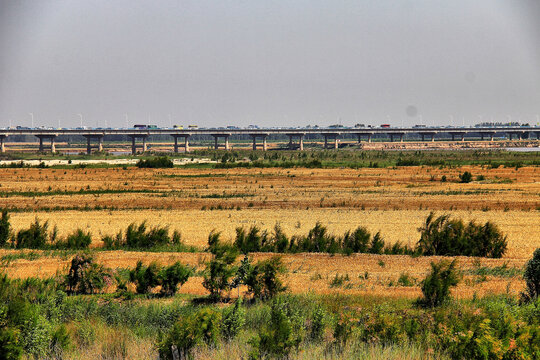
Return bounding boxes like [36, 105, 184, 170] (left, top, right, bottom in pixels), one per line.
[421, 133, 436, 142]
[0, 135, 6, 153]
[172, 135, 190, 153]
[128, 134, 148, 154]
[211, 134, 231, 150]
[450, 132, 465, 142]
[286, 133, 304, 150]
[355, 133, 373, 143]
[323, 133, 339, 149]
[250, 134, 268, 151]
[83, 135, 104, 154]
[36, 135, 57, 153]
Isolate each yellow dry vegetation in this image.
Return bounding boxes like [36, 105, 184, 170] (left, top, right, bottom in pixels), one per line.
[7, 208, 540, 259]
[0, 249, 528, 299]
[0, 165, 538, 299]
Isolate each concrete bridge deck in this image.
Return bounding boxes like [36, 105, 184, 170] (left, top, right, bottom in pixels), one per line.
[0, 126, 538, 154]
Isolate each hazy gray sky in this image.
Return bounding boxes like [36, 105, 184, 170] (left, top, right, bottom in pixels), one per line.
[1, 0, 540, 128]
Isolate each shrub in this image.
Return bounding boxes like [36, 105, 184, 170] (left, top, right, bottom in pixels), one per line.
[62, 229, 92, 249]
[235, 225, 268, 254]
[104, 222, 180, 249]
[309, 306, 326, 342]
[521, 248, 540, 303]
[125, 222, 171, 248]
[459, 171, 473, 183]
[419, 259, 459, 307]
[158, 308, 221, 360]
[136, 156, 173, 168]
[65, 254, 112, 295]
[202, 231, 238, 301]
[221, 298, 245, 340]
[15, 218, 49, 249]
[416, 212, 507, 258]
[251, 297, 304, 359]
[129, 261, 161, 294]
[341, 226, 371, 253]
[0, 210, 11, 247]
[160, 262, 192, 296]
[244, 256, 287, 300]
[369, 232, 385, 254]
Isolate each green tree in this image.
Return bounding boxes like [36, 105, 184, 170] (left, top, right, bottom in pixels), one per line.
[522, 248, 540, 303]
[0, 210, 10, 247]
[202, 231, 238, 301]
[420, 259, 459, 307]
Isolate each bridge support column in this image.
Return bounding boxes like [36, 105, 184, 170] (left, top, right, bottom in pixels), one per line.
[490, 133, 494, 142]
[389, 134, 394, 142]
[128, 135, 148, 155]
[460, 133, 465, 142]
[367, 134, 372, 143]
[250, 134, 269, 151]
[399, 133, 404, 142]
[0, 135, 6, 153]
[421, 134, 425, 142]
[508, 133, 513, 140]
[323, 133, 339, 149]
[430, 133, 435, 142]
[83, 135, 104, 154]
[36, 135, 57, 153]
[286, 133, 304, 150]
[172, 135, 190, 153]
[211, 134, 231, 151]
[536, 132, 540, 140]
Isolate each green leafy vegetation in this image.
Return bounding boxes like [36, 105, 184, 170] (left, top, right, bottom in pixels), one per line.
[416, 212, 507, 258]
[521, 247, 540, 303]
[136, 156, 174, 168]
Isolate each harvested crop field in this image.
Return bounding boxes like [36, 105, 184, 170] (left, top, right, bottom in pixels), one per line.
[6, 209, 539, 259]
[1, 163, 538, 299]
[0, 165, 538, 211]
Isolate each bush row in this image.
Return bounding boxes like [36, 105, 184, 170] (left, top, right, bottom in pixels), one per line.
[1, 210, 508, 258]
[233, 213, 508, 258]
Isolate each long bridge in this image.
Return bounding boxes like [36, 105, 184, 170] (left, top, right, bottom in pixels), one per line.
[0, 126, 539, 154]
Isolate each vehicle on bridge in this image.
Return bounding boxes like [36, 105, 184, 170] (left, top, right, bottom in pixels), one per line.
[380, 124, 391, 128]
[133, 124, 158, 129]
[188, 125, 198, 129]
[173, 125, 184, 129]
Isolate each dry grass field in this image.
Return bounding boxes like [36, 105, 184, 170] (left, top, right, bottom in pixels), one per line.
[0, 164, 538, 298]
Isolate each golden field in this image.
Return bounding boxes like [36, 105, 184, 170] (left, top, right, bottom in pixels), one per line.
[0, 164, 539, 298]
